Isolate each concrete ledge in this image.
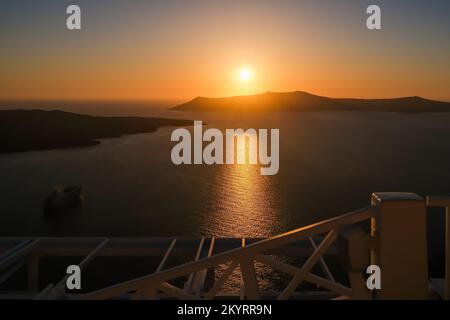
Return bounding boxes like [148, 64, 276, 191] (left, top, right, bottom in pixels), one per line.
[372, 192, 423, 202]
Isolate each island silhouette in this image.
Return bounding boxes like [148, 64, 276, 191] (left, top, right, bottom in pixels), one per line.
[3, 91, 450, 154]
[174, 91, 450, 113]
[0, 110, 192, 154]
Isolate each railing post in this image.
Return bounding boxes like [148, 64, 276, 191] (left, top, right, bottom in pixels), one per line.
[337, 226, 371, 299]
[426, 196, 450, 300]
[27, 254, 39, 292]
[240, 256, 260, 300]
[371, 192, 428, 299]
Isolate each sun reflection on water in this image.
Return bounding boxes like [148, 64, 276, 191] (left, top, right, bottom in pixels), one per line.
[198, 131, 281, 237]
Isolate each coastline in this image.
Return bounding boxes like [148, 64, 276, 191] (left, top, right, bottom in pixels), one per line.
[0, 109, 192, 154]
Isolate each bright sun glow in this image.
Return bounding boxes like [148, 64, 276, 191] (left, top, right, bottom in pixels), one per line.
[239, 68, 252, 82]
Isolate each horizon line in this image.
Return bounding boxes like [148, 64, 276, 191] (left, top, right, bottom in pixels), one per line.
[1, 90, 450, 104]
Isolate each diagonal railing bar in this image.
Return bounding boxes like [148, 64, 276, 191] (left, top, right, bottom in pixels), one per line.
[203, 260, 239, 300]
[184, 237, 205, 293]
[156, 239, 177, 273]
[0, 239, 32, 265]
[33, 284, 55, 300]
[245, 207, 372, 256]
[309, 236, 336, 283]
[278, 229, 338, 300]
[256, 252, 351, 298]
[80, 207, 373, 300]
[190, 238, 216, 297]
[132, 238, 177, 300]
[240, 255, 260, 299]
[0, 239, 41, 273]
[0, 259, 27, 286]
[44, 238, 109, 300]
[255, 254, 301, 277]
[304, 273, 352, 297]
[301, 230, 338, 273]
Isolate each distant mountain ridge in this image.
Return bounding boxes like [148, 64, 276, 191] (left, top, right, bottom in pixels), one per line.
[174, 91, 450, 113]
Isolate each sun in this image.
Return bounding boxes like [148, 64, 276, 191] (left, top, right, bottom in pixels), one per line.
[238, 68, 252, 82]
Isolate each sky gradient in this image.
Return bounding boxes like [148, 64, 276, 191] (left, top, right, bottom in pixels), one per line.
[0, 0, 449, 101]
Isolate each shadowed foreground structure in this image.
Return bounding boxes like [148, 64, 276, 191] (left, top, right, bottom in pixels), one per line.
[0, 193, 448, 300]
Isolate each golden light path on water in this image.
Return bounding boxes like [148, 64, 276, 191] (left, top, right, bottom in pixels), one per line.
[198, 130, 281, 238]
[194, 131, 287, 293]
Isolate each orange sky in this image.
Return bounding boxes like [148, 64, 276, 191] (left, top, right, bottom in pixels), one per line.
[1, 1, 449, 101]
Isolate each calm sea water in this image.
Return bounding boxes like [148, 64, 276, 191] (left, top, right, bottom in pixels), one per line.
[1, 104, 450, 244]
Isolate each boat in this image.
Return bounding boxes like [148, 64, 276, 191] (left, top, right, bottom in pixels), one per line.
[44, 186, 84, 212]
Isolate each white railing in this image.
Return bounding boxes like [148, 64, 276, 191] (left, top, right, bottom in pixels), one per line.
[75, 206, 374, 300]
[2, 192, 448, 300]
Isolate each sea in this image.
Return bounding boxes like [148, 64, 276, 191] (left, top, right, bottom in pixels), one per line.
[0, 101, 448, 279]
